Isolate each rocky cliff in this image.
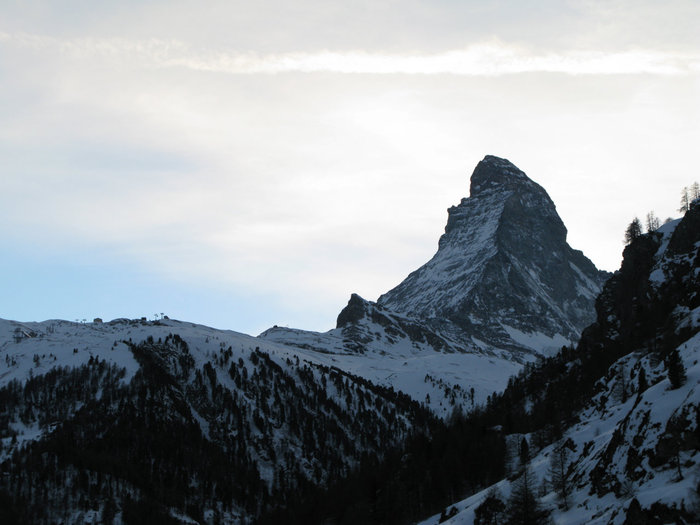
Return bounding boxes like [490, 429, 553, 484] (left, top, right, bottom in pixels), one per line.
[377, 155, 608, 356]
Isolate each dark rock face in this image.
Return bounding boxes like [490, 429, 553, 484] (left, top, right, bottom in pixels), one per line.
[377, 155, 609, 356]
[336, 294, 463, 354]
[580, 206, 700, 502]
[584, 203, 700, 358]
[469, 155, 553, 202]
[336, 293, 368, 328]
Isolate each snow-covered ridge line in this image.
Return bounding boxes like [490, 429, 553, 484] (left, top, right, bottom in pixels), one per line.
[1, 314, 437, 523]
[421, 201, 700, 525]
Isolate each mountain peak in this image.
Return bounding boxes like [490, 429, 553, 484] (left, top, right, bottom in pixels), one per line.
[378, 155, 609, 356]
[469, 155, 536, 197]
[336, 293, 368, 328]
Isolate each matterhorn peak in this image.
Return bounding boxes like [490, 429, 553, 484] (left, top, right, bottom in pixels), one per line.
[469, 155, 535, 196]
[443, 155, 563, 244]
[265, 155, 608, 362]
[378, 155, 609, 356]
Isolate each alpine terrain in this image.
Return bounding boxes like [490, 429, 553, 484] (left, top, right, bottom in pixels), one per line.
[261, 155, 609, 411]
[2, 155, 696, 525]
[258, 182, 700, 525]
[378, 155, 607, 354]
[411, 192, 700, 525]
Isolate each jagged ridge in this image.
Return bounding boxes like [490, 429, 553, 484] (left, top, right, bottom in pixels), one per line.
[378, 155, 608, 355]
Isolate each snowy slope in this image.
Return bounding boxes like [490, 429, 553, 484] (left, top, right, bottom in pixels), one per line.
[1, 317, 436, 524]
[0, 311, 516, 427]
[0, 316, 431, 456]
[0, 318, 142, 386]
[378, 185, 504, 319]
[258, 156, 608, 415]
[420, 205, 700, 525]
[378, 155, 608, 354]
[419, 332, 700, 525]
[260, 295, 522, 416]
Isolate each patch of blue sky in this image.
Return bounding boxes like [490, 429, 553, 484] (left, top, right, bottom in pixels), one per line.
[0, 242, 311, 335]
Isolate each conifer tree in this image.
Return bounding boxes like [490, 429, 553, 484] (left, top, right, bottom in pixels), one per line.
[679, 183, 699, 212]
[691, 182, 700, 202]
[637, 367, 648, 395]
[474, 488, 506, 525]
[666, 348, 686, 389]
[665, 415, 686, 481]
[679, 186, 690, 213]
[645, 211, 660, 232]
[615, 365, 628, 403]
[624, 218, 642, 245]
[505, 466, 549, 525]
[518, 437, 530, 467]
[548, 444, 571, 510]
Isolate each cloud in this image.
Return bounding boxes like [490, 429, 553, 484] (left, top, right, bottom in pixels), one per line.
[2, 31, 698, 77]
[170, 47, 700, 77]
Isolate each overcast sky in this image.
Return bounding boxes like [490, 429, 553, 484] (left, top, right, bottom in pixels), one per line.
[2, 1, 699, 335]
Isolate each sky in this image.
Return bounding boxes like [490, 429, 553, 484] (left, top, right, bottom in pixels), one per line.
[2, 0, 699, 335]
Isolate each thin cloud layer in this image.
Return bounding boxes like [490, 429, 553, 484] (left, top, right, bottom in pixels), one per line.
[2, 31, 698, 76]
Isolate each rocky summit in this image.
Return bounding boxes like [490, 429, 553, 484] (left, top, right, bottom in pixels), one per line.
[377, 155, 609, 357]
[261, 155, 609, 417]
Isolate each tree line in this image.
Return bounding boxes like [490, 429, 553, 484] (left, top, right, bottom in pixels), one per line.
[624, 181, 699, 245]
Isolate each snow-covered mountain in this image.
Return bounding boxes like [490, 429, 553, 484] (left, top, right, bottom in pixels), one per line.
[0, 317, 436, 523]
[5, 155, 688, 525]
[258, 195, 699, 525]
[415, 201, 700, 524]
[378, 155, 608, 356]
[261, 155, 608, 413]
[259, 299, 522, 417]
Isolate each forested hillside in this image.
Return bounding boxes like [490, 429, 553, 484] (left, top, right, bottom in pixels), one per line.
[259, 202, 700, 525]
[0, 331, 435, 523]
